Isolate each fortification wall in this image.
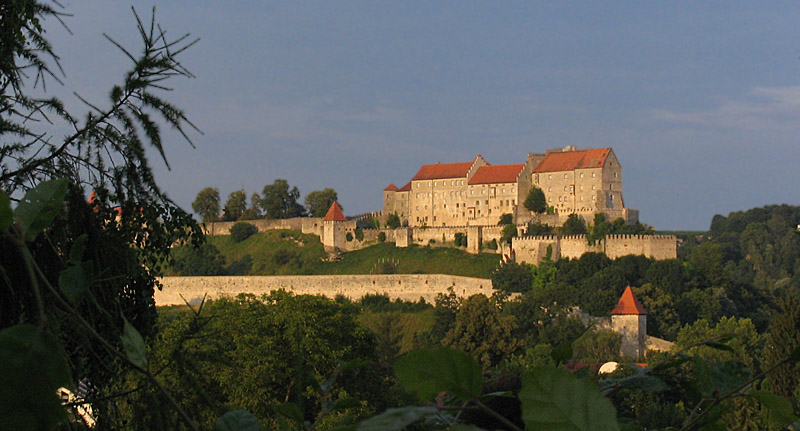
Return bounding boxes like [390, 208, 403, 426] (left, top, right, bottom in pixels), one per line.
[202, 217, 323, 237]
[412, 226, 467, 244]
[513, 235, 559, 263]
[604, 235, 677, 260]
[155, 274, 493, 306]
[513, 234, 677, 265]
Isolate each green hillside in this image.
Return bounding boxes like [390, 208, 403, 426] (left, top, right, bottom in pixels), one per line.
[170, 230, 500, 278]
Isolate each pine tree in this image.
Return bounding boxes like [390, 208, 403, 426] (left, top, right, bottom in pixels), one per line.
[762, 290, 800, 399]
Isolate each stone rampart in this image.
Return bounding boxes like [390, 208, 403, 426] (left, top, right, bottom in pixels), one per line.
[202, 217, 323, 237]
[512, 234, 677, 265]
[155, 274, 493, 306]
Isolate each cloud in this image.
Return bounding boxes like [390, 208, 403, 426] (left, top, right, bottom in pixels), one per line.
[651, 86, 800, 131]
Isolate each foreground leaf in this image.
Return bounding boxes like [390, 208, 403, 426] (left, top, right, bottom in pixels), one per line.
[0, 190, 11, 230]
[357, 406, 439, 431]
[121, 318, 148, 369]
[0, 324, 72, 430]
[394, 347, 483, 401]
[215, 410, 260, 431]
[750, 390, 799, 428]
[520, 366, 620, 431]
[59, 263, 90, 304]
[14, 178, 68, 242]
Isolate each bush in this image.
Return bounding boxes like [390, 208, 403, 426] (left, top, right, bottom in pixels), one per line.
[526, 222, 553, 236]
[355, 227, 364, 241]
[497, 213, 513, 225]
[491, 261, 534, 293]
[429, 239, 436, 245]
[486, 239, 498, 250]
[171, 244, 227, 276]
[386, 213, 401, 229]
[378, 232, 386, 242]
[230, 222, 258, 243]
[501, 224, 518, 243]
[454, 233, 467, 247]
[226, 254, 253, 275]
[346, 232, 354, 242]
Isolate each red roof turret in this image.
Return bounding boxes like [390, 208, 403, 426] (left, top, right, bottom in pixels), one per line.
[322, 202, 347, 222]
[384, 184, 399, 192]
[611, 286, 647, 315]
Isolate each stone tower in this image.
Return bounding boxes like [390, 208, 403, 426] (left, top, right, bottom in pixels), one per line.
[322, 202, 347, 252]
[611, 286, 647, 359]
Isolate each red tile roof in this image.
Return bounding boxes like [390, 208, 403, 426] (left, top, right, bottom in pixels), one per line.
[469, 164, 525, 185]
[398, 182, 411, 192]
[611, 286, 647, 315]
[533, 148, 610, 173]
[322, 202, 347, 222]
[384, 184, 399, 192]
[412, 161, 475, 181]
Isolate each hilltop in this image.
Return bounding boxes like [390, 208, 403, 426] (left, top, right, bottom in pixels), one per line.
[167, 229, 501, 278]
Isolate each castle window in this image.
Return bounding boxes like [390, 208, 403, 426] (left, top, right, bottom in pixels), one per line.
[564, 186, 568, 191]
[592, 172, 596, 178]
[558, 196, 562, 202]
[592, 196, 596, 201]
[580, 173, 584, 178]
[482, 190, 486, 195]
[609, 184, 613, 190]
[610, 195, 614, 200]
[548, 197, 552, 202]
[592, 185, 596, 190]
[548, 175, 552, 180]
[548, 187, 552, 192]
[486, 200, 489, 205]
[416, 206, 419, 210]
[581, 186, 584, 191]
[580, 196, 584, 201]
[476, 201, 480, 206]
[502, 188, 506, 194]
[614, 172, 618, 178]
[564, 173, 568, 179]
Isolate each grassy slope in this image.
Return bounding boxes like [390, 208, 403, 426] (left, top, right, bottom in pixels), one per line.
[204, 230, 500, 278]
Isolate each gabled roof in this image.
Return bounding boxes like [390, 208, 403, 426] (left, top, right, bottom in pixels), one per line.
[611, 286, 647, 315]
[322, 202, 347, 222]
[469, 164, 525, 185]
[412, 161, 475, 181]
[534, 148, 611, 173]
[384, 184, 399, 192]
[398, 182, 412, 192]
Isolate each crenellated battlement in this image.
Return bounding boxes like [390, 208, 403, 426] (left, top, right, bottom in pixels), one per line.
[512, 234, 677, 264]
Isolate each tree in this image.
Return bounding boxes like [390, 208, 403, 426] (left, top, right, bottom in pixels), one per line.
[192, 187, 221, 222]
[170, 243, 228, 276]
[223, 189, 247, 221]
[0, 4, 202, 428]
[501, 224, 518, 243]
[442, 294, 520, 369]
[386, 213, 401, 229]
[230, 221, 258, 242]
[239, 192, 263, 220]
[524, 186, 547, 214]
[259, 179, 306, 219]
[305, 188, 339, 217]
[763, 291, 800, 398]
[560, 213, 587, 235]
[492, 262, 534, 293]
[497, 213, 513, 225]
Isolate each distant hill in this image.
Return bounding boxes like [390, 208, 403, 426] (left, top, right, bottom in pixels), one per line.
[167, 229, 501, 279]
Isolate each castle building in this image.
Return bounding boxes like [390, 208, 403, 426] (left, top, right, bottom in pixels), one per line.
[383, 146, 636, 227]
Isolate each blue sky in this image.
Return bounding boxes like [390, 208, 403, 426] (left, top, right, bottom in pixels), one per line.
[44, 2, 800, 230]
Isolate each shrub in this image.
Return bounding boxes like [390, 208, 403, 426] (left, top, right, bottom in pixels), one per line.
[226, 255, 253, 275]
[429, 239, 436, 245]
[230, 222, 258, 243]
[378, 232, 386, 242]
[355, 227, 364, 241]
[497, 213, 513, 225]
[486, 239, 498, 250]
[454, 233, 467, 247]
[346, 232, 354, 242]
[491, 261, 534, 293]
[386, 213, 401, 229]
[501, 224, 518, 244]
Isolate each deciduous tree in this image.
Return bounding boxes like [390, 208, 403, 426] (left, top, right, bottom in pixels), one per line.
[223, 189, 247, 221]
[524, 186, 547, 214]
[305, 188, 339, 217]
[259, 179, 306, 219]
[192, 187, 221, 222]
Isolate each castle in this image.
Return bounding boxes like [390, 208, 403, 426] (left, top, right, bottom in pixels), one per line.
[382, 146, 638, 228]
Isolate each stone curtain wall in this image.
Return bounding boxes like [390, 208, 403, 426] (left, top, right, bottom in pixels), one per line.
[202, 217, 324, 237]
[512, 234, 678, 264]
[155, 274, 493, 306]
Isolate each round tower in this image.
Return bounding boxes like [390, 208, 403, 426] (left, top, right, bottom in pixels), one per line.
[611, 286, 647, 359]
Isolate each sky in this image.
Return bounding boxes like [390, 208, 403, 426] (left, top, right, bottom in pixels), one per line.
[41, 1, 800, 230]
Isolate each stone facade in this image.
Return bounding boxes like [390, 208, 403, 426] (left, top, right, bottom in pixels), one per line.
[383, 146, 637, 227]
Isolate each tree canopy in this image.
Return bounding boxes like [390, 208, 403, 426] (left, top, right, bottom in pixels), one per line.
[259, 179, 306, 219]
[192, 187, 221, 222]
[305, 188, 339, 217]
[524, 186, 547, 214]
[223, 189, 247, 221]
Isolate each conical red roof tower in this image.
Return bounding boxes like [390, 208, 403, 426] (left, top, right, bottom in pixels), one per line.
[611, 286, 647, 315]
[322, 202, 346, 222]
